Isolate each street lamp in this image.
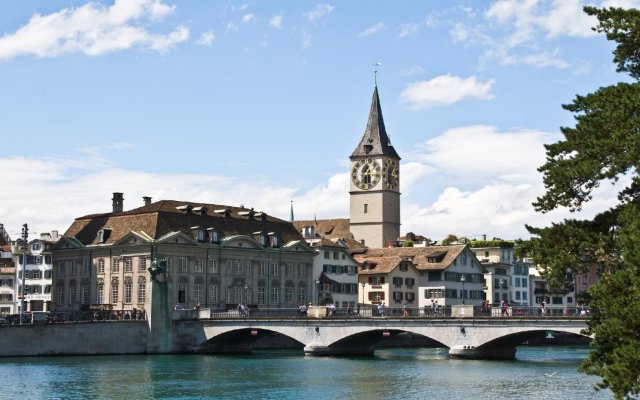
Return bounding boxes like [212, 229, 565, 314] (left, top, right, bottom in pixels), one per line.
[460, 274, 466, 305]
[315, 278, 320, 306]
[361, 282, 365, 305]
[499, 278, 505, 303]
[244, 284, 248, 305]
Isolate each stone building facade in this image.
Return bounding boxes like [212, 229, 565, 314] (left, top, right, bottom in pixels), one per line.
[51, 194, 316, 316]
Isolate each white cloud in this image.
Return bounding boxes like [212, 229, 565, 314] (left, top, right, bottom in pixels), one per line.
[195, 31, 215, 47]
[301, 31, 312, 49]
[242, 14, 256, 23]
[410, 125, 553, 180]
[397, 22, 419, 38]
[269, 15, 283, 29]
[305, 4, 335, 23]
[0, 0, 188, 61]
[400, 74, 495, 110]
[359, 22, 384, 37]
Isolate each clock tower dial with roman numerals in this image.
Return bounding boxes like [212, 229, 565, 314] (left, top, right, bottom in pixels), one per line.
[349, 85, 401, 248]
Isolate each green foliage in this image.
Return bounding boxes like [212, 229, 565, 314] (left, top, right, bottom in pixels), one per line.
[441, 234, 458, 245]
[527, 6, 640, 399]
[467, 240, 514, 249]
[402, 240, 414, 247]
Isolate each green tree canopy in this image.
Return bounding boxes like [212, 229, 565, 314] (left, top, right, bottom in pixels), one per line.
[527, 6, 640, 399]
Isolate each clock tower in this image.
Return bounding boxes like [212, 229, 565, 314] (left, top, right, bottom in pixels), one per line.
[349, 85, 400, 247]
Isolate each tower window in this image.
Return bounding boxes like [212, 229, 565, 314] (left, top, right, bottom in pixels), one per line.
[364, 204, 368, 213]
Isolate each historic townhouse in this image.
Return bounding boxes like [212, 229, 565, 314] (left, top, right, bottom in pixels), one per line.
[0, 224, 15, 315]
[51, 194, 316, 316]
[356, 245, 487, 308]
[13, 234, 57, 312]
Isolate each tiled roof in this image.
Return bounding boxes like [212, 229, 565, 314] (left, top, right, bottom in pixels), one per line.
[293, 218, 352, 239]
[355, 245, 468, 273]
[64, 199, 303, 245]
[350, 85, 400, 159]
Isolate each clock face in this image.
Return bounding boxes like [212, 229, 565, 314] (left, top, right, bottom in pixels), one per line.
[383, 159, 399, 191]
[351, 158, 381, 190]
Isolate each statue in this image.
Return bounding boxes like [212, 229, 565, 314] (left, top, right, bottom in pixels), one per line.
[148, 258, 166, 283]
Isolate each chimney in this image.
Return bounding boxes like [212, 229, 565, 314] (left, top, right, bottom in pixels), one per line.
[112, 192, 124, 213]
[143, 196, 152, 206]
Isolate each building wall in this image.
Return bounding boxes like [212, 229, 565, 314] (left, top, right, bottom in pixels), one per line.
[52, 238, 315, 315]
[314, 247, 358, 308]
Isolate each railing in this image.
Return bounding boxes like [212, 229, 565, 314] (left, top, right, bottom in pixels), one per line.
[182, 305, 592, 320]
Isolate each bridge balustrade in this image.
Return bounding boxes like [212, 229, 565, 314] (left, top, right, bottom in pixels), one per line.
[188, 305, 592, 320]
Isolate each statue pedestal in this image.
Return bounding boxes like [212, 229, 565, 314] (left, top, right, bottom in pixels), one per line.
[307, 306, 327, 318]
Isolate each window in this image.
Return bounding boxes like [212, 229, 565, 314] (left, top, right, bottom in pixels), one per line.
[285, 287, 293, 305]
[56, 287, 64, 305]
[522, 279, 528, 288]
[392, 291, 403, 302]
[258, 262, 267, 276]
[399, 263, 408, 272]
[364, 204, 368, 213]
[32, 270, 42, 279]
[165, 258, 172, 273]
[69, 284, 78, 304]
[195, 259, 204, 273]
[515, 291, 521, 300]
[515, 278, 521, 287]
[83, 259, 90, 275]
[112, 259, 120, 273]
[124, 257, 132, 272]
[208, 285, 218, 304]
[111, 279, 119, 303]
[270, 287, 279, 305]
[368, 291, 384, 302]
[208, 259, 218, 274]
[406, 292, 415, 302]
[138, 278, 146, 303]
[333, 251, 339, 260]
[58, 262, 65, 277]
[179, 258, 188, 273]
[44, 270, 52, 279]
[271, 263, 279, 276]
[405, 278, 415, 288]
[124, 280, 132, 303]
[139, 257, 147, 272]
[392, 277, 403, 287]
[258, 287, 265, 305]
[523, 292, 528, 300]
[177, 284, 187, 303]
[32, 243, 42, 251]
[297, 288, 306, 305]
[324, 251, 329, 259]
[369, 276, 385, 286]
[286, 263, 294, 277]
[98, 259, 105, 274]
[194, 284, 203, 303]
[97, 284, 104, 304]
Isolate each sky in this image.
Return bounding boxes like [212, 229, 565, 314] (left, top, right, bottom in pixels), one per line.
[0, 0, 637, 242]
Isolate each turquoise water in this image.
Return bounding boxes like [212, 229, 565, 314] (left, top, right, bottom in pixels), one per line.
[0, 346, 611, 399]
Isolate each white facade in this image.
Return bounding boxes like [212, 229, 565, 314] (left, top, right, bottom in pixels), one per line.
[311, 240, 359, 309]
[13, 238, 55, 312]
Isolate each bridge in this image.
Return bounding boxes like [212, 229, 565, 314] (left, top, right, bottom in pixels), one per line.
[170, 307, 591, 360]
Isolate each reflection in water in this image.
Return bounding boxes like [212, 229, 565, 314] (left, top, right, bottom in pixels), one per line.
[0, 346, 610, 399]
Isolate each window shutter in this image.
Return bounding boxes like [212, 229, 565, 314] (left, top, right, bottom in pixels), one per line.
[381, 277, 385, 284]
[381, 292, 386, 300]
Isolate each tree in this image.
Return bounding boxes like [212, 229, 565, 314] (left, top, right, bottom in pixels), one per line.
[527, 6, 640, 399]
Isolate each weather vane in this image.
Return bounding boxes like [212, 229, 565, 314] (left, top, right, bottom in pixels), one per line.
[374, 62, 382, 85]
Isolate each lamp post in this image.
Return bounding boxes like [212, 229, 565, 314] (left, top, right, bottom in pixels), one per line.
[20, 224, 28, 325]
[361, 282, 365, 306]
[244, 284, 248, 305]
[315, 278, 320, 306]
[499, 278, 505, 303]
[460, 274, 466, 305]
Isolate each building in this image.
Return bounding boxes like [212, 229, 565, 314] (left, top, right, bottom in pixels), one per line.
[13, 233, 58, 312]
[0, 224, 15, 315]
[355, 245, 486, 309]
[312, 238, 359, 309]
[349, 85, 401, 248]
[51, 194, 316, 316]
[469, 240, 516, 306]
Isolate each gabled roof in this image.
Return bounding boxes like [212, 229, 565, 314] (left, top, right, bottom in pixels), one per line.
[356, 245, 475, 272]
[350, 85, 400, 159]
[293, 218, 351, 239]
[63, 199, 302, 246]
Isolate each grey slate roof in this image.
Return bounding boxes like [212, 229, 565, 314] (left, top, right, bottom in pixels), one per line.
[350, 85, 400, 159]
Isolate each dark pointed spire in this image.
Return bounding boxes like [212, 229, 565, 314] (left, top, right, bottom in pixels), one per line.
[351, 85, 400, 159]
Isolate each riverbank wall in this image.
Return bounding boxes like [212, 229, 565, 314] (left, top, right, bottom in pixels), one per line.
[0, 321, 149, 357]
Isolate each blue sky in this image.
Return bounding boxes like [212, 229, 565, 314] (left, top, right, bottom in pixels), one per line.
[0, 0, 636, 241]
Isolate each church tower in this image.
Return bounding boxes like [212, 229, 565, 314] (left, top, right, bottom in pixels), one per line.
[349, 85, 400, 247]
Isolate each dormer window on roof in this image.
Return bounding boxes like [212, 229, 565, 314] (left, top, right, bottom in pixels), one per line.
[192, 206, 207, 215]
[253, 231, 268, 246]
[254, 212, 267, 222]
[176, 205, 193, 214]
[214, 209, 231, 218]
[238, 209, 255, 219]
[268, 232, 282, 248]
[97, 228, 112, 244]
[207, 228, 221, 244]
[191, 226, 207, 242]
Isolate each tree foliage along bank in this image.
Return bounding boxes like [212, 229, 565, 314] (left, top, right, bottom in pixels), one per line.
[524, 6, 640, 400]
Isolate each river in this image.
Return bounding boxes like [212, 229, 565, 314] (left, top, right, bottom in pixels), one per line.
[0, 346, 611, 399]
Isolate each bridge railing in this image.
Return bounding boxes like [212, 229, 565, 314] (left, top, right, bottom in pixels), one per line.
[189, 305, 592, 320]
